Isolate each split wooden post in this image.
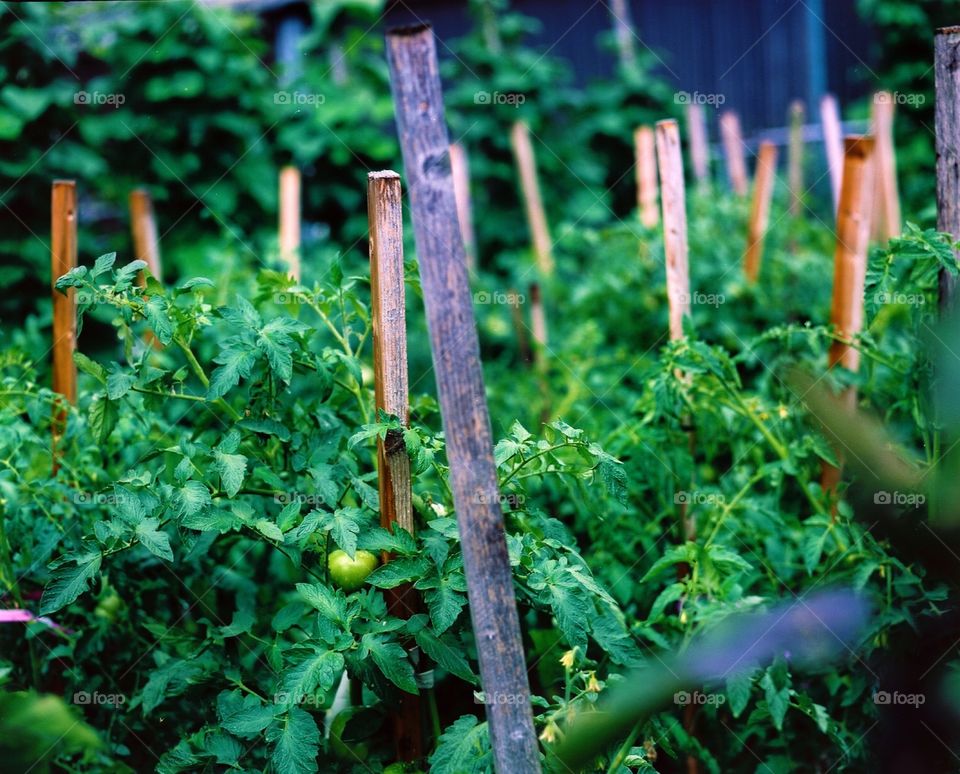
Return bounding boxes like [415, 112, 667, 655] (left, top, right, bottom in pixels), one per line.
[743, 141, 779, 283]
[510, 120, 554, 276]
[449, 141, 477, 271]
[822, 136, 876, 495]
[937, 27, 960, 316]
[278, 165, 301, 282]
[129, 189, 162, 285]
[655, 119, 691, 342]
[787, 100, 805, 216]
[820, 94, 845, 213]
[51, 180, 77, 467]
[386, 24, 541, 774]
[609, 0, 637, 71]
[719, 111, 749, 197]
[871, 92, 902, 242]
[634, 125, 659, 228]
[686, 102, 711, 189]
[367, 170, 422, 761]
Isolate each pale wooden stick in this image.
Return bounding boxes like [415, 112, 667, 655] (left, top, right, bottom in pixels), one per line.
[820, 94, 844, 213]
[719, 111, 748, 196]
[510, 120, 554, 275]
[129, 189, 162, 286]
[871, 92, 901, 242]
[744, 141, 779, 283]
[609, 0, 637, 70]
[788, 100, 805, 216]
[52, 180, 77, 407]
[449, 141, 477, 271]
[655, 119, 691, 341]
[634, 125, 659, 228]
[278, 165, 301, 281]
[686, 102, 711, 188]
[937, 27, 960, 315]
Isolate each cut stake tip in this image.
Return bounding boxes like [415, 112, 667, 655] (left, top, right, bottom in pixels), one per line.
[387, 23, 432, 38]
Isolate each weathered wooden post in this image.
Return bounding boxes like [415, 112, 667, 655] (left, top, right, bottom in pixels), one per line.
[367, 170, 422, 760]
[871, 92, 902, 242]
[655, 119, 691, 342]
[510, 120, 554, 276]
[787, 100, 805, 216]
[386, 24, 541, 774]
[820, 94, 845, 213]
[822, 136, 876, 495]
[609, 0, 637, 71]
[51, 180, 77, 469]
[129, 188, 162, 285]
[744, 141, 779, 283]
[279, 165, 301, 282]
[686, 102, 711, 189]
[634, 125, 659, 228]
[937, 27, 960, 316]
[719, 111, 749, 197]
[449, 141, 477, 271]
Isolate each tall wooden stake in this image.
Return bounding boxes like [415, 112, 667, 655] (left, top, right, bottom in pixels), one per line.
[129, 189, 162, 285]
[279, 165, 301, 282]
[744, 141, 779, 283]
[510, 120, 554, 276]
[822, 136, 876, 495]
[51, 180, 77, 468]
[937, 27, 960, 317]
[450, 141, 477, 272]
[820, 94, 844, 214]
[634, 125, 659, 228]
[686, 103, 711, 189]
[609, 0, 637, 71]
[367, 170, 422, 760]
[871, 92, 901, 242]
[655, 119, 691, 342]
[719, 111, 749, 197]
[386, 24, 541, 774]
[787, 100, 805, 216]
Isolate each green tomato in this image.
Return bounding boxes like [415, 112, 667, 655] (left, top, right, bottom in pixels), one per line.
[329, 709, 370, 761]
[327, 549, 378, 592]
[94, 590, 123, 621]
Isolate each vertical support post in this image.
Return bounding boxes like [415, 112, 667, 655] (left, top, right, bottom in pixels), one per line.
[820, 94, 844, 214]
[450, 141, 477, 271]
[129, 188, 162, 286]
[871, 92, 902, 242]
[51, 180, 77, 468]
[634, 125, 659, 228]
[279, 165, 301, 282]
[609, 0, 637, 71]
[510, 120, 554, 276]
[822, 136, 875, 495]
[787, 100, 805, 216]
[937, 27, 960, 317]
[744, 141, 779, 283]
[386, 24, 541, 774]
[686, 103, 711, 189]
[509, 287, 532, 366]
[367, 170, 422, 761]
[719, 111, 748, 196]
[655, 119, 691, 342]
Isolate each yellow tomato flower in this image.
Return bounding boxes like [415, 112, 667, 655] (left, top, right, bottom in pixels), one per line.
[560, 649, 577, 669]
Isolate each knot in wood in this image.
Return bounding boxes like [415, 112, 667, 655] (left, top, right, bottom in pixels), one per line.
[385, 428, 406, 455]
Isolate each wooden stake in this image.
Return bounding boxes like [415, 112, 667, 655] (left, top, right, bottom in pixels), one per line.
[386, 24, 540, 774]
[743, 141, 779, 283]
[937, 27, 960, 317]
[510, 120, 554, 276]
[822, 136, 876, 494]
[279, 165, 301, 282]
[719, 111, 748, 197]
[871, 92, 901, 242]
[609, 0, 637, 71]
[655, 119, 691, 341]
[129, 189, 162, 286]
[787, 100, 805, 216]
[51, 180, 77, 469]
[634, 126, 659, 228]
[820, 94, 844, 214]
[367, 170, 422, 760]
[449, 141, 477, 271]
[686, 102, 711, 188]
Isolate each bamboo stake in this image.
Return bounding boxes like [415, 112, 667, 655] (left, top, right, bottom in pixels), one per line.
[510, 120, 554, 275]
[634, 126, 659, 228]
[129, 189, 162, 285]
[278, 165, 301, 282]
[787, 100, 805, 216]
[367, 170, 422, 761]
[386, 24, 540, 774]
[51, 180, 77, 468]
[609, 0, 637, 71]
[743, 141, 779, 283]
[719, 111, 748, 197]
[686, 102, 711, 188]
[655, 119, 691, 342]
[871, 92, 901, 242]
[449, 141, 477, 272]
[822, 136, 876, 495]
[937, 27, 960, 317]
[820, 94, 844, 213]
